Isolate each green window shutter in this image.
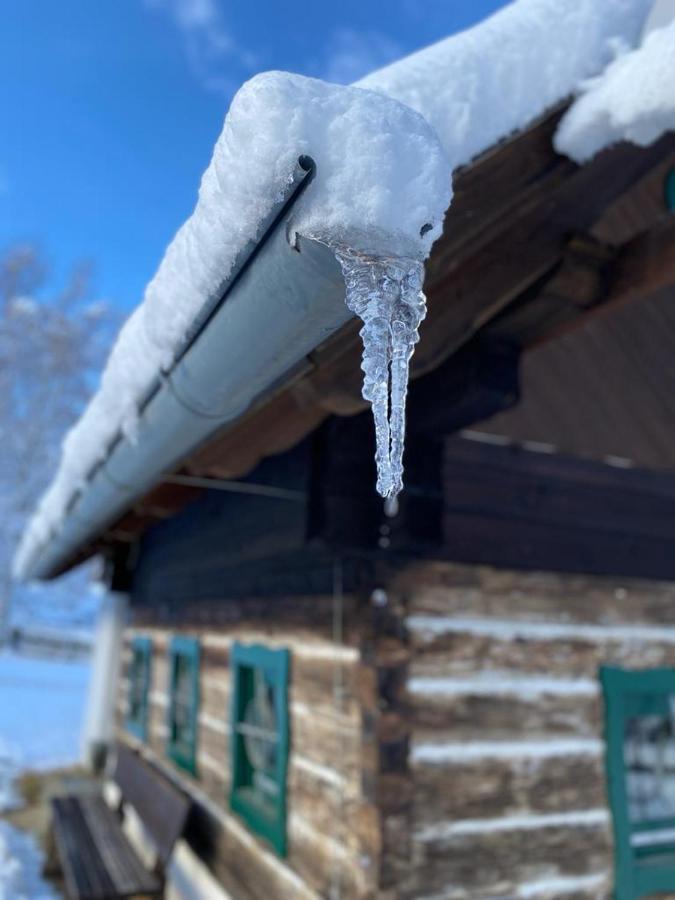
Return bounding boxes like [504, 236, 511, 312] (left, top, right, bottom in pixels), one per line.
[230, 642, 290, 857]
[601, 666, 675, 899]
[167, 636, 201, 776]
[126, 637, 152, 741]
[665, 168, 675, 212]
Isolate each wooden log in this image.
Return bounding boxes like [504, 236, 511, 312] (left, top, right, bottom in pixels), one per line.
[409, 821, 611, 898]
[131, 594, 363, 644]
[409, 631, 675, 680]
[413, 753, 606, 824]
[408, 691, 601, 741]
[395, 560, 675, 626]
[286, 812, 371, 900]
[554, 215, 675, 342]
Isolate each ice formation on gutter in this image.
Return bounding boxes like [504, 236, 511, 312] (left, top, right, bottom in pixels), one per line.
[555, 17, 675, 162]
[335, 248, 426, 498]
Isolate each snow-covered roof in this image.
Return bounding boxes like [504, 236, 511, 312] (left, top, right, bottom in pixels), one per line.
[15, 0, 674, 581]
[555, 15, 675, 161]
[359, 0, 653, 171]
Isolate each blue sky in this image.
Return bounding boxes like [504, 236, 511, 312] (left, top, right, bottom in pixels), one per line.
[1, 0, 507, 311]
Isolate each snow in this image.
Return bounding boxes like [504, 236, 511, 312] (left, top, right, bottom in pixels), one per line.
[414, 808, 609, 842]
[0, 651, 89, 775]
[16, 0, 661, 573]
[516, 872, 609, 898]
[406, 615, 675, 645]
[411, 738, 603, 764]
[555, 16, 675, 162]
[0, 823, 57, 900]
[408, 672, 598, 698]
[633, 826, 675, 846]
[0, 651, 89, 896]
[15, 72, 451, 577]
[643, 0, 675, 35]
[360, 0, 653, 169]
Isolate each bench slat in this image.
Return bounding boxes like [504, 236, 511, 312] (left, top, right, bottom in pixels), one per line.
[52, 796, 162, 900]
[113, 744, 191, 868]
[52, 797, 118, 900]
[79, 796, 161, 896]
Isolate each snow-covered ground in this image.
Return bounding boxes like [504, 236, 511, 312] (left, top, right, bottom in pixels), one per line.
[0, 650, 90, 898]
[0, 822, 57, 900]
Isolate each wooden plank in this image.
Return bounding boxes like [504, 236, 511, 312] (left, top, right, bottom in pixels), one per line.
[439, 439, 675, 579]
[78, 796, 161, 896]
[52, 797, 116, 900]
[441, 508, 675, 580]
[114, 743, 191, 868]
[51, 795, 162, 900]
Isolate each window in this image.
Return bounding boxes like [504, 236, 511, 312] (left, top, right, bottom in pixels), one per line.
[665, 168, 675, 212]
[230, 643, 290, 856]
[601, 667, 675, 897]
[167, 636, 200, 775]
[126, 637, 152, 740]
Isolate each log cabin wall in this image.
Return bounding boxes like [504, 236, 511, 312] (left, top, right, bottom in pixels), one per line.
[384, 560, 675, 900]
[115, 601, 379, 900]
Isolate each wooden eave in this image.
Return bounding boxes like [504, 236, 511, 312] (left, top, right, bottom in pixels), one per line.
[57, 102, 675, 576]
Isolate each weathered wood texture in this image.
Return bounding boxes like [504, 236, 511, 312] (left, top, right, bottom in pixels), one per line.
[380, 559, 675, 899]
[116, 611, 377, 900]
[473, 153, 675, 471]
[127, 439, 379, 615]
[440, 437, 675, 580]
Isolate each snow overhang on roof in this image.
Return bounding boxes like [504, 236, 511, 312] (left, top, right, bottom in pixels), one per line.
[18, 164, 352, 581]
[16, 0, 675, 582]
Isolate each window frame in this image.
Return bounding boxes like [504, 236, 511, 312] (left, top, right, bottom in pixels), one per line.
[230, 642, 290, 857]
[126, 636, 152, 741]
[601, 665, 675, 894]
[665, 167, 675, 212]
[167, 636, 201, 776]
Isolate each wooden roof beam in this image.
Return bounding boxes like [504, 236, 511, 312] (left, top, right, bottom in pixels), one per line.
[488, 214, 675, 347]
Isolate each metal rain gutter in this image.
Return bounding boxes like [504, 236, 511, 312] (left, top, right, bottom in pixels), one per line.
[24, 155, 352, 580]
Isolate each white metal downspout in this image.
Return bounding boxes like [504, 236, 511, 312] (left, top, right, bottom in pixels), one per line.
[80, 590, 128, 769]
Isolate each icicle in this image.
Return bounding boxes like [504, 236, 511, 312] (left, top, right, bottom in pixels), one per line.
[334, 246, 427, 499]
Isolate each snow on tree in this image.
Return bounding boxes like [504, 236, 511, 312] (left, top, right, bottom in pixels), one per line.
[0, 245, 115, 637]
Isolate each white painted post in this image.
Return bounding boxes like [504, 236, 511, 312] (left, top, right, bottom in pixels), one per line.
[80, 590, 128, 770]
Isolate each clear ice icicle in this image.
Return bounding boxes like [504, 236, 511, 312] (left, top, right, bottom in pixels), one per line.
[335, 246, 427, 499]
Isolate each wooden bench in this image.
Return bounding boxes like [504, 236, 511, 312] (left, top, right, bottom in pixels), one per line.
[48, 744, 191, 899]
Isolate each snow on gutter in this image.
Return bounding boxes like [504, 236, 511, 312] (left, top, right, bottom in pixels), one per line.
[19, 162, 351, 580]
[16, 0, 661, 581]
[15, 74, 451, 580]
